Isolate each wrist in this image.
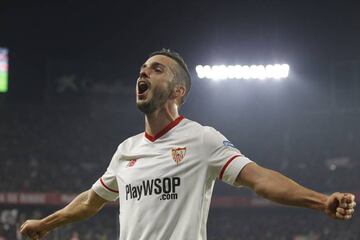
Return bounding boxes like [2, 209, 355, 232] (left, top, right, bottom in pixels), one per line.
[301, 190, 328, 211]
[315, 194, 328, 212]
[40, 210, 67, 231]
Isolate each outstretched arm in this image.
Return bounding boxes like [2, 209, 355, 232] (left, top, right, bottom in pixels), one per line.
[236, 163, 356, 220]
[20, 189, 109, 240]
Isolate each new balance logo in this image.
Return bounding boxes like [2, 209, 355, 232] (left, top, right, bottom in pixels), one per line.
[127, 159, 137, 167]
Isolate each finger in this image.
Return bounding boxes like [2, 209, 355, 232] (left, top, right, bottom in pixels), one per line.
[39, 231, 49, 238]
[339, 202, 348, 208]
[344, 193, 355, 203]
[20, 221, 27, 230]
[342, 201, 356, 209]
[31, 234, 39, 240]
[338, 207, 355, 216]
[334, 192, 343, 201]
[20, 227, 28, 235]
[345, 209, 355, 215]
[334, 193, 348, 206]
[20, 223, 27, 232]
[347, 201, 356, 209]
[335, 212, 345, 220]
[336, 207, 346, 215]
[22, 229, 28, 235]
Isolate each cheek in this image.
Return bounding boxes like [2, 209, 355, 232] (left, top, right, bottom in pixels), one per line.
[150, 75, 174, 94]
[154, 80, 170, 92]
[151, 84, 171, 100]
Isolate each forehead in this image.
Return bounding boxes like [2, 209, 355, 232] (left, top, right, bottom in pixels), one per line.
[142, 55, 178, 70]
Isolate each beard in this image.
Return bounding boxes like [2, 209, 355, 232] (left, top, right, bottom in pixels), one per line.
[136, 85, 173, 114]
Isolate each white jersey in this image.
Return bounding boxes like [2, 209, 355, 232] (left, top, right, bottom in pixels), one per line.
[92, 116, 253, 240]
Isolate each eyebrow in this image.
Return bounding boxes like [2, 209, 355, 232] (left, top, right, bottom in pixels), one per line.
[140, 62, 166, 70]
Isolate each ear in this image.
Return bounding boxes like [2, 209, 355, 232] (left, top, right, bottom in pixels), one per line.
[171, 85, 186, 100]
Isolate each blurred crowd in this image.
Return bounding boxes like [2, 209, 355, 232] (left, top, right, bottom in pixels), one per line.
[0, 206, 358, 240]
[0, 206, 118, 240]
[207, 208, 360, 240]
[0, 91, 359, 239]
[0, 94, 359, 194]
[0, 96, 142, 193]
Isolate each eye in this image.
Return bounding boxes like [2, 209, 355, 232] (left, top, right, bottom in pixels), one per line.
[155, 67, 163, 73]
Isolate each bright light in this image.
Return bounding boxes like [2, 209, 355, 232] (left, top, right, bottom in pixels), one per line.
[0, 47, 8, 93]
[195, 64, 290, 81]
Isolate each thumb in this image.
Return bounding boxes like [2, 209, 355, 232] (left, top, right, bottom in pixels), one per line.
[334, 192, 345, 203]
[38, 230, 49, 239]
[30, 233, 40, 240]
[344, 193, 355, 203]
[333, 192, 350, 208]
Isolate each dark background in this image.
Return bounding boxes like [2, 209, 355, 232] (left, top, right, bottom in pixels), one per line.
[2, 0, 360, 102]
[0, 0, 359, 239]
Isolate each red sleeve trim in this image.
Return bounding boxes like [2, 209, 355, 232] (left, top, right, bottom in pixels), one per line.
[100, 178, 119, 193]
[145, 115, 185, 142]
[219, 155, 242, 180]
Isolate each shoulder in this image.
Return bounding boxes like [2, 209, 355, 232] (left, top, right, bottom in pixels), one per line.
[198, 123, 225, 142]
[182, 118, 225, 144]
[116, 132, 144, 153]
[181, 118, 217, 132]
[179, 118, 213, 137]
[180, 118, 204, 131]
[203, 126, 222, 137]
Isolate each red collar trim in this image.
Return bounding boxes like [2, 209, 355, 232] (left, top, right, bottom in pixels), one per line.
[145, 115, 185, 142]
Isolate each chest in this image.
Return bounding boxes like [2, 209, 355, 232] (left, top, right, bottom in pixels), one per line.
[115, 142, 205, 185]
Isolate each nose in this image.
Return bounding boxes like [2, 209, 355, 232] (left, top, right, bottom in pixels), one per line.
[139, 68, 150, 79]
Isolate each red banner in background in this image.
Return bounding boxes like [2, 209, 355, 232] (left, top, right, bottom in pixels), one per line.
[0, 193, 76, 205]
[0, 192, 358, 208]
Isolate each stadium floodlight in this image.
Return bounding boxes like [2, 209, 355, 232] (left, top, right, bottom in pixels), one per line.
[195, 64, 290, 81]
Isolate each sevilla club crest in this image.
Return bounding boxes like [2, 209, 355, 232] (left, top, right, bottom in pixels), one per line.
[172, 147, 186, 165]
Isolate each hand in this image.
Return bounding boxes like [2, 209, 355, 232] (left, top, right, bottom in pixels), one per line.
[20, 219, 49, 240]
[325, 192, 356, 220]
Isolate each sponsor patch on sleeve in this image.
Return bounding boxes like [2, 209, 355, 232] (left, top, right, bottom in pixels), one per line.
[223, 140, 235, 148]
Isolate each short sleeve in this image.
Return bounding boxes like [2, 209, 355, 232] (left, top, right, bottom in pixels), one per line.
[92, 149, 120, 201]
[203, 127, 253, 186]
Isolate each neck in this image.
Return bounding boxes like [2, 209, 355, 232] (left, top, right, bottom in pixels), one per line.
[145, 103, 180, 137]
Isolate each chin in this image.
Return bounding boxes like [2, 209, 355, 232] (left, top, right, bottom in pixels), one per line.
[136, 98, 149, 107]
[136, 101, 156, 114]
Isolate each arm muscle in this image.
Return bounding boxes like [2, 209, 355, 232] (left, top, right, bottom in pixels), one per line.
[40, 189, 109, 231]
[236, 163, 327, 211]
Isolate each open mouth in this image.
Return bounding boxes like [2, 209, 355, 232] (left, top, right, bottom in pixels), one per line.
[137, 80, 150, 95]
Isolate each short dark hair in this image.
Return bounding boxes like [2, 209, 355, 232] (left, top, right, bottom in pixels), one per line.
[149, 49, 191, 105]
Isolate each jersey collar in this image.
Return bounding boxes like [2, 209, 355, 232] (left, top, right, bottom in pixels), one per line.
[144, 115, 185, 142]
